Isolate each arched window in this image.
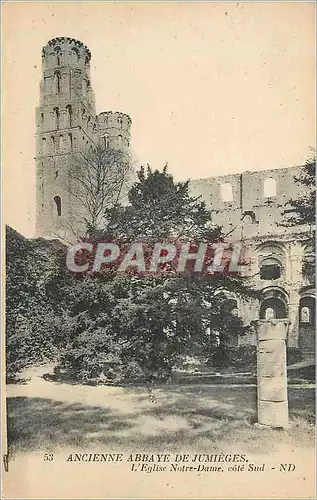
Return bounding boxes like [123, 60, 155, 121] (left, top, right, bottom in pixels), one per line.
[104, 134, 110, 150]
[40, 113, 44, 125]
[54, 70, 61, 94]
[257, 242, 286, 281]
[302, 243, 315, 279]
[53, 196, 62, 217]
[42, 137, 47, 153]
[82, 109, 86, 124]
[118, 116, 123, 128]
[220, 182, 233, 202]
[242, 211, 255, 224]
[243, 215, 253, 224]
[66, 105, 72, 127]
[117, 134, 123, 146]
[54, 46, 61, 66]
[221, 298, 238, 315]
[68, 133, 73, 150]
[260, 257, 282, 280]
[263, 177, 276, 198]
[71, 47, 80, 62]
[53, 107, 60, 129]
[300, 306, 310, 324]
[59, 135, 65, 150]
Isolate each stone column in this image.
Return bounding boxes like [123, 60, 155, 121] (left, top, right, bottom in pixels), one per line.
[256, 319, 290, 429]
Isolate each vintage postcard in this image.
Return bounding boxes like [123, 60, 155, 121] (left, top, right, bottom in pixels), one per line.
[2, 1, 316, 498]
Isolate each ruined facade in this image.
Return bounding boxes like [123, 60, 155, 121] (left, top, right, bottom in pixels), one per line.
[36, 38, 315, 356]
[190, 168, 315, 356]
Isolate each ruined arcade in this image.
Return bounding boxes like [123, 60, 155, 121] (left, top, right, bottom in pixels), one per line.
[35, 37, 315, 358]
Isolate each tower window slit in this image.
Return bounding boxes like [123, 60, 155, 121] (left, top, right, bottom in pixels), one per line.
[104, 134, 110, 150]
[53, 107, 60, 129]
[54, 70, 61, 94]
[54, 196, 62, 217]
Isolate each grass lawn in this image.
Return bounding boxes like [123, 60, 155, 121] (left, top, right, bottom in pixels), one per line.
[6, 369, 315, 455]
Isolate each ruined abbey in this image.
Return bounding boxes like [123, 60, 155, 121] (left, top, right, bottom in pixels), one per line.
[36, 37, 315, 357]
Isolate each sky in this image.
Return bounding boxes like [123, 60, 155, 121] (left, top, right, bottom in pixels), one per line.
[3, 1, 315, 237]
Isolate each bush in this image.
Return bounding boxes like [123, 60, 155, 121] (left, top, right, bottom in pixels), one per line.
[286, 347, 303, 366]
[208, 345, 303, 371]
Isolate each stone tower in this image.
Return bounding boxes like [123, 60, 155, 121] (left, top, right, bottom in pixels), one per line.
[35, 37, 132, 241]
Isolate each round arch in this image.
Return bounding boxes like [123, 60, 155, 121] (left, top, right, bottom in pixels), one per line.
[298, 288, 316, 354]
[259, 287, 289, 320]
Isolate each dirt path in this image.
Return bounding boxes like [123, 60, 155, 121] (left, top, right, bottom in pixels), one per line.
[4, 367, 315, 499]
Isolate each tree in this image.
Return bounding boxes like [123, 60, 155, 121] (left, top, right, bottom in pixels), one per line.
[67, 146, 133, 239]
[283, 155, 316, 227]
[105, 164, 217, 240]
[56, 166, 256, 383]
